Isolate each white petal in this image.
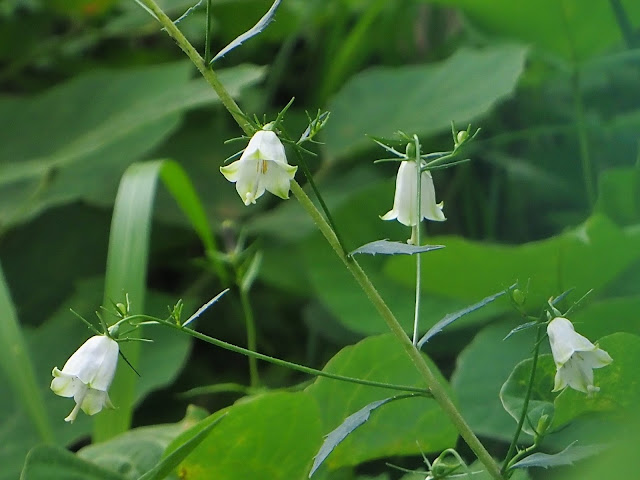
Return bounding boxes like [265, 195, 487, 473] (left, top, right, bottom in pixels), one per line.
[56, 336, 119, 388]
[50, 369, 82, 398]
[220, 159, 242, 182]
[80, 389, 112, 416]
[547, 317, 596, 366]
[420, 170, 446, 222]
[250, 130, 287, 164]
[262, 161, 297, 199]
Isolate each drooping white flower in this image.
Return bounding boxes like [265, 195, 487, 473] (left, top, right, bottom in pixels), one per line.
[547, 317, 612, 394]
[220, 126, 298, 206]
[51, 335, 119, 423]
[381, 160, 445, 226]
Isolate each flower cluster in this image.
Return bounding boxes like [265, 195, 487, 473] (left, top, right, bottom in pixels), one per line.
[547, 316, 612, 394]
[51, 335, 119, 423]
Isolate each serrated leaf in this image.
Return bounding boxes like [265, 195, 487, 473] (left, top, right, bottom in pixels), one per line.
[417, 286, 512, 347]
[510, 442, 605, 470]
[350, 240, 444, 256]
[309, 395, 416, 477]
[211, 0, 282, 63]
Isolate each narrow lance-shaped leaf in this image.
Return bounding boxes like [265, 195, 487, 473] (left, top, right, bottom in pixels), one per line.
[309, 394, 420, 477]
[350, 240, 444, 256]
[509, 442, 605, 470]
[211, 0, 282, 63]
[417, 284, 515, 348]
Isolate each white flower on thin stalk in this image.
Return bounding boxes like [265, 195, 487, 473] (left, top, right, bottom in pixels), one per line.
[381, 160, 445, 227]
[50, 335, 119, 423]
[220, 124, 298, 206]
[547, 317, 612, 395]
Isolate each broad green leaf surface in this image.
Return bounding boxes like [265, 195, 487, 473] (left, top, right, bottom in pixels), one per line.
[305, 334, 457, 471]
[385, 215, 640, 306]
[172, 392, 322, 480]
[451, 321, 547, 441]
[429, 0, 640, 61]
[78, 406, 208, 479]
[324, 44, 527, 158]
[0, 263, 53, 443]
[0, 62, 263, 228]
[20, 445, 126, 480]
[0, 279, 191, 480]
[571, 296, 640, 340]
[499, 354, 556, 436]
[595, 166, 640, 226]
[553, 333, 640, 427]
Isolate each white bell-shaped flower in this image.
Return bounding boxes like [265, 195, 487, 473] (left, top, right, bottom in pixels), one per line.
[220, 126, 298, 206]
[381, 160, 445, 226]
[51, 335, 119, 423]
[547, 317, 612, 394]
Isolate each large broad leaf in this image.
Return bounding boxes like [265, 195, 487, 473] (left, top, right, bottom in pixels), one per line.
[20, 445, 126, 480]
[77, 406, 208, 479]
[385, 215, 640, 306]
[305, 334, 457, 472]
[499, 354, 556, 436]
[451, 321, 548, 442]
[553, 333, 640, 427]
[429, 0, 640, 61]
[168, 392, 322, 480]
[0, 278, 192, 480]
[595, 166, 640, 226]
[324, 44, 527, 158]
[0, 62, 263, 228]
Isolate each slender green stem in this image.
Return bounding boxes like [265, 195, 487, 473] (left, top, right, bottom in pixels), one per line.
[204, 0, 212, 64]
[502, 324, 544, 476]
[292, 146, 349, 255]
[572, 68, 595, 207]
[412, 141, 423, 345]
[239, 288, 259, 387]
[290, 180, 504, 480]
[150, 318, 430, 394]
[137, 0, 252, 136]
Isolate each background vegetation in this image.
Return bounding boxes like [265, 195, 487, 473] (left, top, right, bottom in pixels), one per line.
[2, 0, 640, 479]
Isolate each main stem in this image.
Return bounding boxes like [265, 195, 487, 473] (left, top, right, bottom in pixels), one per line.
[291, 181, 503, 480]
[137, 2, 502, 477]
[239, 288, 259, 387]
[413, 151, 423, 346]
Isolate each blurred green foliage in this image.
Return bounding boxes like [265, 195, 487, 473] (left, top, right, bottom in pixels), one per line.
[2, 0, 640, 479]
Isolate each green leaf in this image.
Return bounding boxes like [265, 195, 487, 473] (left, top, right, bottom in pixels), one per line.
[96, 158, 216, 441]
[20, 445, 126, 480]
[309, 395, 418, 477]
[137, 412, 223, 480]
[169, 392, 322, 480]
[305, 334, 457, 471]
[77, 405, 209, 480]
[595, 166, 640, 226]
[429, 0, 640, 61]
[325, 44, 527, 158]
[553, 333, 640, 427]
[509, 442, 604, 470]
[451, 321, 545, 441]
[385, 215, 640, 306]
[212, 0, 282, 63]
[417, 286, 512, 347]
[0, 63, 264, 228]
[0, 262, 53, 443]
[499, 354, 556, 436]
[349, 240, 444, 256]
